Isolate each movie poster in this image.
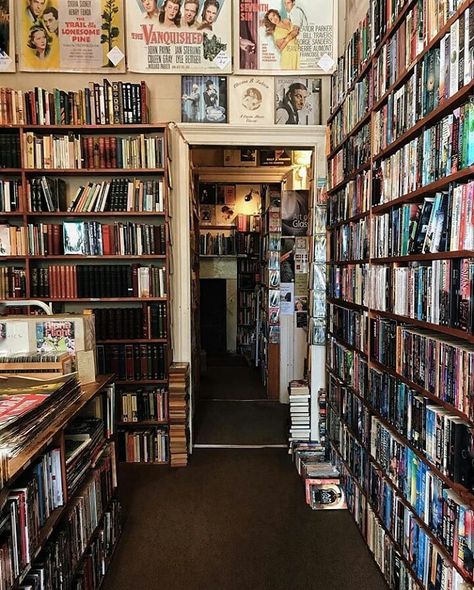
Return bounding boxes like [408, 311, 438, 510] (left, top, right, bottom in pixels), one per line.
[0, 0, 15, 72]
[275, 77, 321, 125]
[19, 0, 125, 72]
[181, 75, 227, 122]
[237, 0, 337, 74]
[228, 76, 274, 125]
[127, 0, 232, 73]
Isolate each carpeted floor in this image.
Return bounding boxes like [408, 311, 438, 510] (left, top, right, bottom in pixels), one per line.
[194, 400, 288, 445]
[199, 365, 266, 400]
[104, 449, 387, 590]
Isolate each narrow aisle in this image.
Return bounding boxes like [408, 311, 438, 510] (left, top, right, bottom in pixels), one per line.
[103, 449, 387, 590]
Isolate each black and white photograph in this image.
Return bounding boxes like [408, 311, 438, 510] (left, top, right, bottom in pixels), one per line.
[181, 75, 227, 123]
[275, 77, 321, 125]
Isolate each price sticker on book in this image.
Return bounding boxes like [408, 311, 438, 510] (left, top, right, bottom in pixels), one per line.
[318, 54, 335, 73]
[107, 46, 125, 67]
[213, 51, 231, 71]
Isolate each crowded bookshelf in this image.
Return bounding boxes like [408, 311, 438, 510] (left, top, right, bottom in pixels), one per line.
[327, 0, 473, 588]
[0, 83, 174, 466]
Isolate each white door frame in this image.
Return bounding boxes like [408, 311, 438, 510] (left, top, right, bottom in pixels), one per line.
[167, 123, 326, 447]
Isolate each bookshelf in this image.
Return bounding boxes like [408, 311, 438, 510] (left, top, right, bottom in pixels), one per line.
[0, 375, 121, 590]
[327, 1, 474, 588]
[0, 116, 173, 466]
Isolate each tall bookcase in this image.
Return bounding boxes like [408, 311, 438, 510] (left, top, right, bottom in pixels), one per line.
[0, 120, 172, 465]
[327, 1, 473, 588]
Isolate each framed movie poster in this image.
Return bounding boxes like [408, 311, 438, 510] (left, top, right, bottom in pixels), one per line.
[127, 0, 232, 73]
[181, 75, 227, 123]
[0, 0, 15, 72]
[18, 0, 126, 72]
[274, 77, 321, 125]
[236, 0, 337, 74]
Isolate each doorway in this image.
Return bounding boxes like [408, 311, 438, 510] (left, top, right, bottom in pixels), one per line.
[168, 124, 325, 449]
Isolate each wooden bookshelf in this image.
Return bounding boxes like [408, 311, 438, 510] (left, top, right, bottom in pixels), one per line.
[0, 374, 121, 588]
[327, 1, 474, 588]
[0, 121, 173, 466]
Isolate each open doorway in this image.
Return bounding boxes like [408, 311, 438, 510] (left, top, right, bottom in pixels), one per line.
[189, 145, 313, 447]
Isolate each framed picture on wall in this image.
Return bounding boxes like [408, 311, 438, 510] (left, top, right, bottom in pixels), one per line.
[235, 0, 337, 75]
[274, 77, 321, 125]
[181, 75, 227, 123]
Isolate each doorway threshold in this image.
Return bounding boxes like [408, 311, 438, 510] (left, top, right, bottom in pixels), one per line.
[193, 444, 288, 449]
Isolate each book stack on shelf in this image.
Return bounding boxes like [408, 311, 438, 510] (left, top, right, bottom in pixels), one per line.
[168, 362, 190, 468]
[327, 0, 474, 588]
[288, 380, 311, 443]
[0, 85, 173, 467]
[0, 374, 122, 589]
[0, 80, 149, 126]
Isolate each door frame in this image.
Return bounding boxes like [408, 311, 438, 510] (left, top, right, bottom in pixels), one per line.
[168, 123, 326, 448]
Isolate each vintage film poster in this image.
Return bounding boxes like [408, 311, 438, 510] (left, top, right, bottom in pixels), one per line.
[181, 75, 227, 122]
[228, 76, 274, 125]
[127, 0, 232, 73]
[0, 0, 15, 72]
[236, 0, 337, 74]
[275, 77, 321, 125]
[18, 0, 125, 72]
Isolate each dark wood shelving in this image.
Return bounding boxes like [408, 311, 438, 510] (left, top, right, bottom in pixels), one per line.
[327, 297, 368, 312]
[371, 167, 474, 214]
[116, 420, 168, 427]
[27, 211, 166, 217]
[371, 309, 474, 344]
[115, 379, 167, 385]
[96, 339, 167, 344]
[24, 168, 165, 174]
[28, 255, 167, 260]
[327, 258, 369, 265]
[200, 224, 236, 230]
[371, 250, 474, 264]
[2, 123, 168, 130]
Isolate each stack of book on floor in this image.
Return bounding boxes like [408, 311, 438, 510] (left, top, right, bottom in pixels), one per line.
[168, 362, 189, 467]
[304, 463, 346, 511]
[291, 441, 326, 476]
[288, 380, 311, 443]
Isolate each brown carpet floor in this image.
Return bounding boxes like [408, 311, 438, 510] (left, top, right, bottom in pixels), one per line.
[103, 449, 387, 590]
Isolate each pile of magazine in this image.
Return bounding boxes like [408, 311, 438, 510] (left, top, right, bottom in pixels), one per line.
[0, 376, 81, 464]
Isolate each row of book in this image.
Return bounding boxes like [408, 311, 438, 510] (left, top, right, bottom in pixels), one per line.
[372, 6, 472, 105]
[370, 415, 474, 576]
[199, 233, 236, 256]
[26, 176, 165, 214]
[327, 171, 370, 226]
[330, 74, 371, 151]
[374, 101, 474, 205]
[23, 132, 164, 170]
[0, 134, 20, 168]
[288, 381, 311, 442]
[235, 233, 260, 257]
[330, 0, 467, 114]
[328, 263, 368, 308]
[369, 367, 474, 487]
[0, 179, 21, 212]
[369, 258, 474, 332]
[96, 343, 167, 382]
[1, 221, 167, 258]
[117, 428, 168, 463]
[328, 303, 368, 353]
[93, 304, 168, 341]
[331, 426, 469, 590]
[118, 388, 168, 423]
[371, 183, 474, 257]
[328, 123, 371, 188]
[330, 0, 411, 112]
[30, 264, 167, 299]
[329, 218, 369, 262]
[0, 80, 149, 126]
[327, 340, 367, 394]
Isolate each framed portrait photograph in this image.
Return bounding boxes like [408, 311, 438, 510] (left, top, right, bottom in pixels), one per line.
[181, 75, 227, 123]
[274, 77, 321, 125]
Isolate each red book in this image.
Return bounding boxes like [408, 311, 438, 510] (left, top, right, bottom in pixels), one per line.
[52, 224, 61, 255]
[110, 136, 117, 168]
[102, 225, 111, 255]
[86, 136, 94, 169]
[59, 265, 66, 299]
[99, 137, 106, 169]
